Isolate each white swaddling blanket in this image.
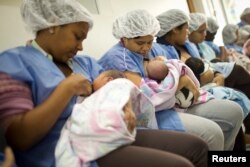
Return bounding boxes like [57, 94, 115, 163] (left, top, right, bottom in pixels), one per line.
[55, 78, 157, 167]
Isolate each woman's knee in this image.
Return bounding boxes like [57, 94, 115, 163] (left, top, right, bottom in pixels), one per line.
[97, 145, 194, 167]
[183, 133, 208, 153]
[180, 113, 224, 150]
[215, 100, 243, 129]
[192, 99, 243, 130]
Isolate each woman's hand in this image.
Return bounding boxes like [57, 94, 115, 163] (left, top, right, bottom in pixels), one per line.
[178, 75, 200, 102]
[153, 55, 167, 61]
[123, 99, 136, 134]
[61, 73, 92, 96]
[213, 73, 225, 86]
[2, 147, 15, 167]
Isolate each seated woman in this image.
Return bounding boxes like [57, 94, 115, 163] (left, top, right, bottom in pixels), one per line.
[238, 7, 250, 27]
[189, 13, 250, 150]
[98, 9, 244, 151]
[222, 24, 246, 54]
[0, 1, 208, 167]
[57, 70, 152, 166]
[155, 9, 244, 150]
[185, 57, 250, 118]
[185, 13, 250, 98]
[205, 16, 250, 71]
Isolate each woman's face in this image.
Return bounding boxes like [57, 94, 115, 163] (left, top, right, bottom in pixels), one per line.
[205, 31, 217, 41]
[172, 23, 189, 45]
[189, 23, 207, 44]
[49, 22, 89, 63]
[122, 35, 154, 56]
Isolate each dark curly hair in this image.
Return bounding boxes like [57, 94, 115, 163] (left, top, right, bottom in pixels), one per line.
[185, 57, 204, 81]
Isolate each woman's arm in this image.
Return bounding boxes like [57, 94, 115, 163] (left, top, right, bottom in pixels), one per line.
[212, 72, 225, 86]
[177, 75, 200, 102]
[123, 99, 136, 134]
[6, 74, 90, 151]
[124, 71, 142, 87]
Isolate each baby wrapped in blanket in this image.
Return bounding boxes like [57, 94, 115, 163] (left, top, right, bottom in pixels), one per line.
[141, 58, 213, 111]
[55, 70, 157, 167]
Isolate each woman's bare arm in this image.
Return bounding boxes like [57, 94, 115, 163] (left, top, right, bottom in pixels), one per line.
[124, 71, 142, 87]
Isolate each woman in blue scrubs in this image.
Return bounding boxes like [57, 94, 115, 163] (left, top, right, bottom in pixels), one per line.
[155, 9, 244, 150]
[0, 1, 208, 167]
[98, 9, 239, 151]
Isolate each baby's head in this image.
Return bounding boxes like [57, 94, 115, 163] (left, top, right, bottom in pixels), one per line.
[185, 57, 214, 86]
[93, 70, 126, 91]
[147, 60, 168, 82]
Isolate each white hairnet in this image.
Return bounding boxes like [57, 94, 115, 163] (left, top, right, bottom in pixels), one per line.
[156, 9, 189, 38]
[241, 7, 250, 20]
[238, 29, 250, 41]
[207, 17, 219, 33]
[112, 9, 160, 39]
[241, 25, 250, 34]
[222, 24, 238, 44]
[21, 0, 93, 35]
[189, 13, 207, 33]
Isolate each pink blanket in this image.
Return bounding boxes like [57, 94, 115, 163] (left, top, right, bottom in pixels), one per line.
[140, 59, 213, 111]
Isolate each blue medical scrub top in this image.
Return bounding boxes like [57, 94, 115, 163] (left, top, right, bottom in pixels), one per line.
[205, 41, 221, 57]
[98, 42, 185, 132]
[0, 46, 102, 167]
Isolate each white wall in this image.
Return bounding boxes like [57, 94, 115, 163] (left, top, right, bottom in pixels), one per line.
[0, 0, 189, 59]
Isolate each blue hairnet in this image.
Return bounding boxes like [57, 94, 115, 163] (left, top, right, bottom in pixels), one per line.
[222, 24, 238, 44]
[189, 13, 207, 33]
[156, 9, 189, 37]
[112, 9, 160, 39]
[21, 0, 93, 35]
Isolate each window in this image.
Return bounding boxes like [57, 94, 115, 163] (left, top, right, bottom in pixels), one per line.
[221, 0, 250, 24]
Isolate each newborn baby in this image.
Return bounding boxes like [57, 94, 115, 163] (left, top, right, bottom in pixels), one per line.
[93, 70, 136, 133]
[146, 59, 169, 82]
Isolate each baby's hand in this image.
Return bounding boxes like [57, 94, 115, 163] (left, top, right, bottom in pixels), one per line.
[123, 100, 136, 134]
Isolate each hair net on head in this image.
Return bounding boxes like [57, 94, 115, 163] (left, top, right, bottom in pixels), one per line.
[112, 9, 160, 39]
[241, 7, 250, 20]
[189, 13, 207, 33]
[222, 24, 238, 44]
[207, 17, 219, 33]
[156, 9, 189, 38]
[238, 29, 250, 41]
[21, 0, 93, 35]
[241, 25, 250, 34]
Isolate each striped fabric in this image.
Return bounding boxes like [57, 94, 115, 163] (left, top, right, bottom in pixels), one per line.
[0, 73, 33, 126]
